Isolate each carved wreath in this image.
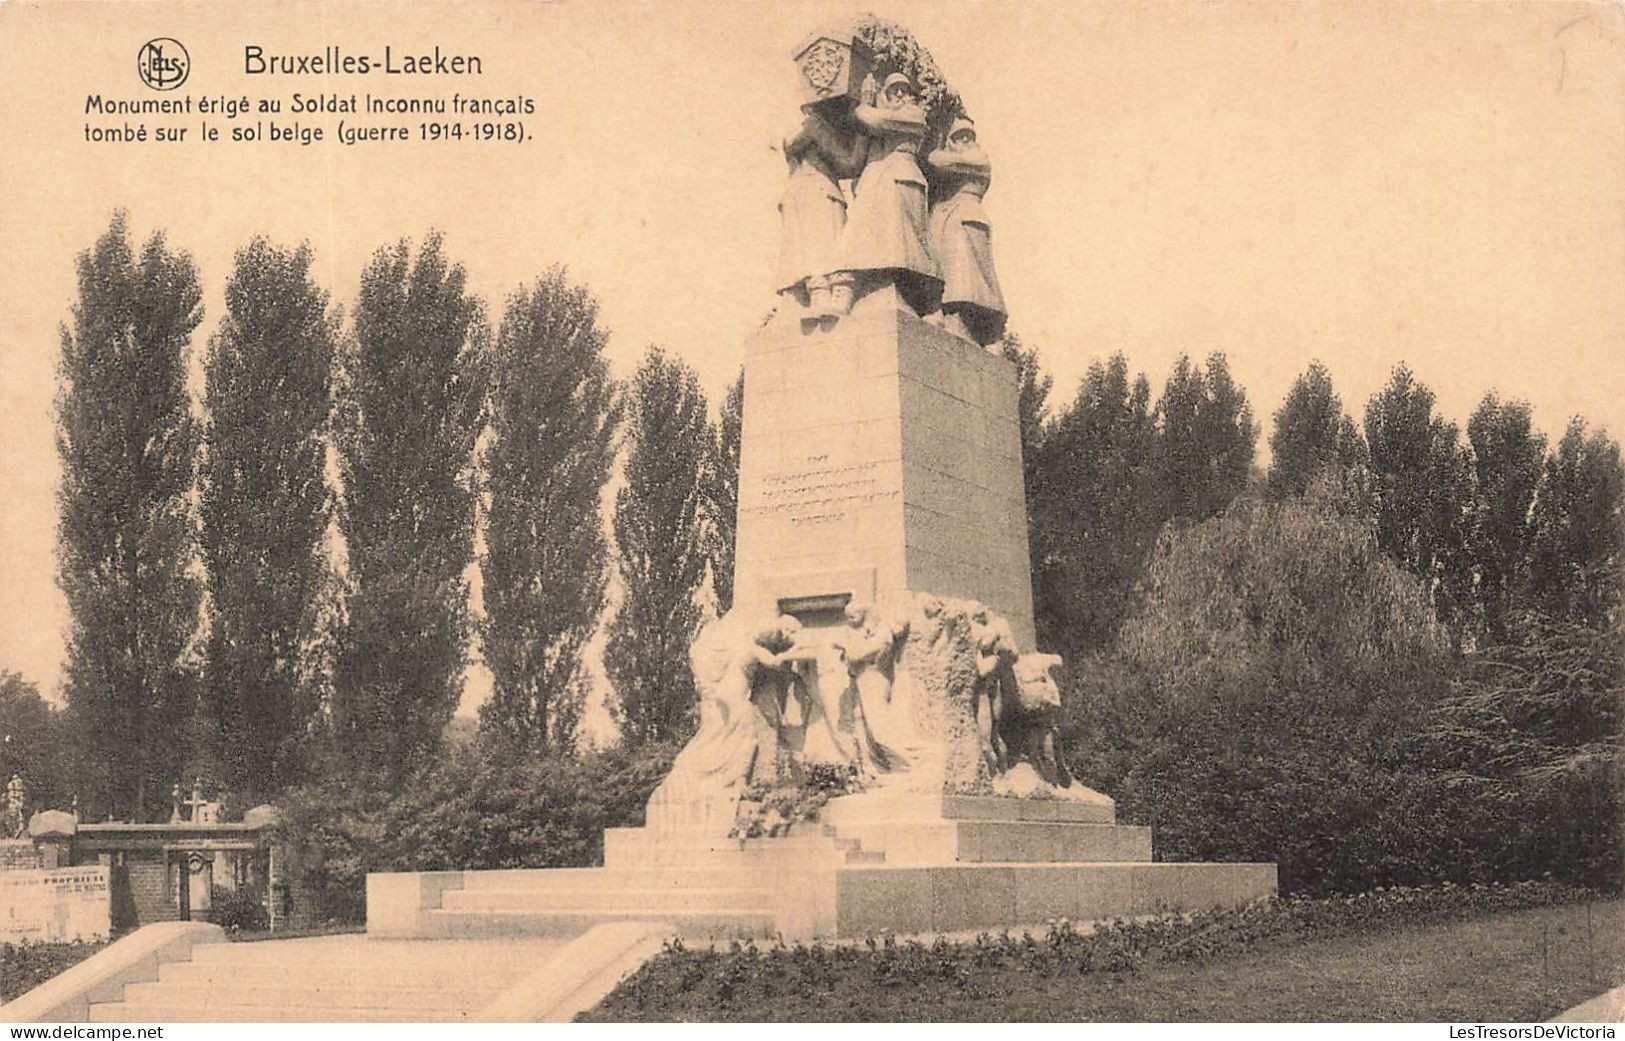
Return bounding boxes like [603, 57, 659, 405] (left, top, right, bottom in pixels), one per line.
[800, 39, 847, 97]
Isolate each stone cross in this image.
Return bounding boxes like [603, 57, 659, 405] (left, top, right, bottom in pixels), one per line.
[182, 778, 209, 822]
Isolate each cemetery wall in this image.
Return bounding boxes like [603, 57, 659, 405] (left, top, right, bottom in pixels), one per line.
[0, 839, 40, 872]
[0, 865, 110, 942]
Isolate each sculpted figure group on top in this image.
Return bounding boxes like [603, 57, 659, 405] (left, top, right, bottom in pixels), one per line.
[777, 30, 1006, 347]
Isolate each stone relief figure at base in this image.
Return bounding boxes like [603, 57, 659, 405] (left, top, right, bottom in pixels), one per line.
[779, 633, 862, 771]
[643, 611, 800, 833]
[831, 73, 943, 319]
[830, 602, 912, 773]
[902, 596, 1080, 798]
[776, 102, 867, 322]
[928, 116, 1007, 348]
[970, 605, 1021, 774]
[998, 653, 1076, 793]
[648, 590, 1088, 838]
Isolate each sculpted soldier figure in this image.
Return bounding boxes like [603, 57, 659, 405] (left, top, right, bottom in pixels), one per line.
[830, 73, 942, 317]
[928, 116, 1007, 347]
[777, 104, 866, 320]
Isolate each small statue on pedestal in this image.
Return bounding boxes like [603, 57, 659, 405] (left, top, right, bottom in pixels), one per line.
[4, 774, 26, 839]
[928, 116, 1007, 347]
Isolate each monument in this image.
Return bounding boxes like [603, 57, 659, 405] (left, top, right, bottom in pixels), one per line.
[369, 17, 1276, 941]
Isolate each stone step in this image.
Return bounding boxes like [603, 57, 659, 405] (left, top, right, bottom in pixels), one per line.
[455, 865, 787, 889]
[120, 982, 501, 1011]
[157, 959, 512, 989]
[440, 886, 774, 914]
[599, 846, 871, 865]
[602, 827, 863, 864]
[90, 1002, 478, 1023]
[183, 940, 515, 966]
[420, 908, 774, 941]
[940, 793, 1116, 824]
[831, 820, 1153, 865]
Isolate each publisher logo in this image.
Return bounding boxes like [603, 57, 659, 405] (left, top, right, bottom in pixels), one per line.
[138, 38, 190, 91]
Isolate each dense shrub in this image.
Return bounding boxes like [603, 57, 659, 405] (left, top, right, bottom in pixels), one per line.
[1064, 484, 1454, 895]
[1, 940, 107, 1002]
[275, 739, 676, 924]
[1064, 478, 1621, 897]
[209, 887, 270, 934]
[1413, 613, 1621, 891]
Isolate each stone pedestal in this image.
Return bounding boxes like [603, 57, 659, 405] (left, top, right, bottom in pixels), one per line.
[735, 304, 1037, 650]
[367, 790, 1277, 941]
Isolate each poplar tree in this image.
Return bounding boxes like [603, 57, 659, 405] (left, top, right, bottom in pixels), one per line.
[704, 370, 744, 615]
[200, 238, 335, 801]
[480, 269, 618, 754]
[332, 234, 488, 786]
[1267, 361, 1367, 499]
[606, 347, 711, 745]
[1465, 394, 1545, 641]
[1154, 352, 1256, 524]
[1529, 419, 1623, 626]
[1030, 354, 1159, 656]
[56, 214, 202, 820]
[1364, 365, 1474, 632]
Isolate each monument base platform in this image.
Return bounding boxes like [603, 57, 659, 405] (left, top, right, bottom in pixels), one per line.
[367, 794, 1277, 941]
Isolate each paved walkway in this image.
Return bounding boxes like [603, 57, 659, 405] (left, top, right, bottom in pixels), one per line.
[90, 934, 569, 1022]
[1553, 984, 1625, 1023]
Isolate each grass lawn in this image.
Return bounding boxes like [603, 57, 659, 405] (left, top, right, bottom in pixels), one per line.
[585, 899, 1623, 1022]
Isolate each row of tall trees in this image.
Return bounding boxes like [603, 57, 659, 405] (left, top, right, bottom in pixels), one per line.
[1018, 343, 1622, 893]
[1273, 361, 1621, 643]
[48, 215, 732, 818]
[1018, 342, 1621, 659]
[1015, 343, 1258, 659]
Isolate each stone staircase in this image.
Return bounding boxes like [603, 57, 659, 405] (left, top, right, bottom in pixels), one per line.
[401, 831, 867, 940]
[84, 935, 565, 1023]
[426, 868, 777, 939]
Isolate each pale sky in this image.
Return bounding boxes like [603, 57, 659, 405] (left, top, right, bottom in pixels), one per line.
[2, 0, 1622, 712]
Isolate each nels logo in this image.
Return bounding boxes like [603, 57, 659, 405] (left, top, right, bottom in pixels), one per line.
[138, 38, 190, 91]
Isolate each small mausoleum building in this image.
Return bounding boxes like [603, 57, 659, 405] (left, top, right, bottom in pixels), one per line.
[12, 781, 289, 934]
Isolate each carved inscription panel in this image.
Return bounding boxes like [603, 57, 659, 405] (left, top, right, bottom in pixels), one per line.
[746, 454, 900, 527]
